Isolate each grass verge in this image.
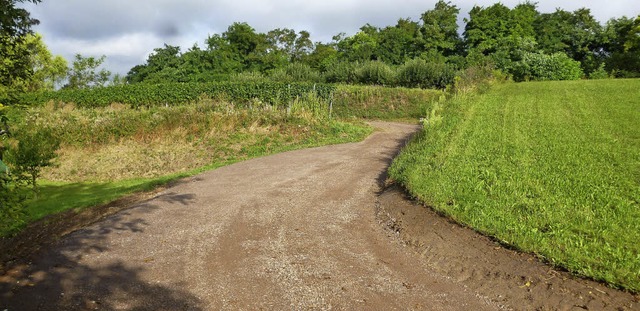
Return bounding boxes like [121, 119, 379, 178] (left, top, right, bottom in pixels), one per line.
[2, 95, 372, 237]
[333, 85, 443, 121]
[390, 79, 640, 292]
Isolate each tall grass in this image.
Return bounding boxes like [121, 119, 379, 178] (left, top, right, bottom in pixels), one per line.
[390, 79, 640, 292]
[0, 93, 373, 237]
[10, 93, 365, 183]
[332, 85, 443, 120]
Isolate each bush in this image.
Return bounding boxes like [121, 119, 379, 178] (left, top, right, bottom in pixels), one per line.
[332, 85, 442, 119]
[397, 59, 456, 89]
[355, 61, 396, 86]
[589, 63, 609, 79]
[269, 63, 322, 83]
[230, 71, 267, 83]
[452, 64, 502, 94]
[4, 128, 60, 189]
[512, 52, 583, 82]
[286, 63, 322, 83]
[18, 82, 337, 109]
[0, 172, 28, 235]
[323, 61, 358, 84]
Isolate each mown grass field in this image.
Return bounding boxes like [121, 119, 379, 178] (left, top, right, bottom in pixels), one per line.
[390, 79, 640, 291]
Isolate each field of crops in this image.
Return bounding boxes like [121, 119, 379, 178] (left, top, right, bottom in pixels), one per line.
[390, 79, 640, 291]
[18, 82, 335, 108]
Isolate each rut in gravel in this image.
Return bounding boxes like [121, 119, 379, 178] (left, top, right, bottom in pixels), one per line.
[1, 121, 637, 310]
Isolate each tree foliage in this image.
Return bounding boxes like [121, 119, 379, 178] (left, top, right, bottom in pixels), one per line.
[512, 52, 583, 81]
[19, 1, 634, 88]
[421, 0, 462, 56]
[1, 0, 43, 103]
[66, 54, 111, 89]
[4, 127, 59, 190]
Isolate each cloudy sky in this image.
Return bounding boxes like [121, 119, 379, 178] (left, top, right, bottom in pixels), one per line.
[21, 0, 640, 75]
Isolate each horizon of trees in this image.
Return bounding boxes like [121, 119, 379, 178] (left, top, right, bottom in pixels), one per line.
[124, 1, 640, 84]
[2, 0, 640, 96]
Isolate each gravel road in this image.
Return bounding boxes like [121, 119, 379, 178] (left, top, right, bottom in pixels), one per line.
[1, 121, 637, 310]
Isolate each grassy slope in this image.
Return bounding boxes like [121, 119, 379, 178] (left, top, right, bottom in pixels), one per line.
[333, 85, 443, 121]
[390, 79, 640, 291]
[21, 121, 370, 231]
[7, 85, 440, 236]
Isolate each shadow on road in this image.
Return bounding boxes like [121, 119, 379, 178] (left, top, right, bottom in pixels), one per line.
[374, 126, 421, 193]
[0, 192, 203, 310]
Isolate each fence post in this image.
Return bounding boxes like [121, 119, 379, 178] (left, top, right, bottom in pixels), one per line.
[329, 93, 333, 119]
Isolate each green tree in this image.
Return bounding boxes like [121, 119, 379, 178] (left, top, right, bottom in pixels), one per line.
[204, 33, 244, 74]
[66, 54, 111, 89]
[1, 0, 42, 103]
[304, 42, 338, 71]
[22, 33, 67, 91]
[0, 0, 42, 81]
[4, 128, 59, 190]
[420, 0, 462, 57]
[602, 15, 640, 77]
[376, 18, 422, 65]
[337, 26, 379, 62]
[534, 8, 603, 74]
[464, 2, 538, 55]
[1, 32, 66, 102]
[126, 44, 182, 83]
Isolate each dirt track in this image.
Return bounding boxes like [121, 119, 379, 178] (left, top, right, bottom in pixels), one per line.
[1, 122, 637, 310]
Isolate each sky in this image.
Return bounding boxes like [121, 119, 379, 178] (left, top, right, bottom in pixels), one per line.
[21, 0, 640, 76]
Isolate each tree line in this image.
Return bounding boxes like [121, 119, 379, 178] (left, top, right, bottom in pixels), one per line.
[2, 0, 640, 96]
[125, 1, 640, 85]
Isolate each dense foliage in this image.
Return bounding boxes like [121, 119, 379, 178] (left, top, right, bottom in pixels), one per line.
[19, 82, 336, 108]
[117, 1, 639, 86]
[512, 52, 584, 81]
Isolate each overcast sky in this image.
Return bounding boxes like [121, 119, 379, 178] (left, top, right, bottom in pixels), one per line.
[21, 0, 640, 75]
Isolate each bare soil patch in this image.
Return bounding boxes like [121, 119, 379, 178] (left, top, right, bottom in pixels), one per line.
[377, 185, 639, 310]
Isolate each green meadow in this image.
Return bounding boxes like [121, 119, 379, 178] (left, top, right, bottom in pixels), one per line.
[390, 79, 640, 291]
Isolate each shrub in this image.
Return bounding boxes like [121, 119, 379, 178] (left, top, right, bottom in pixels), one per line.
[512, 52, 583, 81]
[452, 64, 502, 95]
[230, 71, 267, 83]
[355, 61, 396, 86]
[397, 59, 456, 89]
[323, 61, 358, 84]
[589, 63, 609, 79]
[18, 82, 336, 109]
[286, 63, 322, 83]
[0, 172, 28, 235]
[4, 128, 60, 189]
[268, 63, 321, 83]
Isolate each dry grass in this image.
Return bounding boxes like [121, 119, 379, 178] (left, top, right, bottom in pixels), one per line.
[17, 97, 368, 183]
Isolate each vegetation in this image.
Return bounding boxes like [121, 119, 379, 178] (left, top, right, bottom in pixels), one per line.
[114, 1, 639, 87]
[0, 91, 375, 235]
[19, 82, 336, 108]
[65, 54, 111, 89]
[390, 79, 640, 292]
[333, 85, 442, 120]
[2, 0, 640, 294]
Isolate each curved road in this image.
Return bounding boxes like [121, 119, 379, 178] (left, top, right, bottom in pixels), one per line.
[1, 122, 498, 310]
[2, 122, 636, 310]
